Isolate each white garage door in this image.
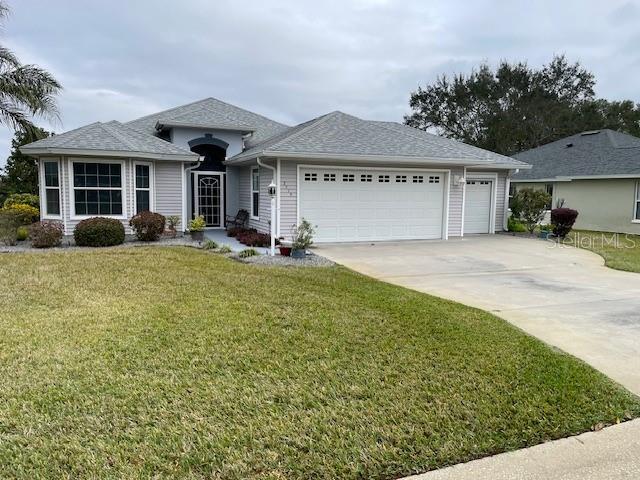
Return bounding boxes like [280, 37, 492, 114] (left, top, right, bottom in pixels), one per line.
[464, 180, 493, 234]
[299, 168, 445, 242]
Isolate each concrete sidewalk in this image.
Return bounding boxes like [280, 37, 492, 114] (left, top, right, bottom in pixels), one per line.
[405, 419, 640, 480]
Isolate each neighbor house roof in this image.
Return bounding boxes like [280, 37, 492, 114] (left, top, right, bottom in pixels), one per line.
[227, 111, 529, 168]
[126, 97, 289, 147]
[19, 121, 198, 161]
[512, 129, 640, 181]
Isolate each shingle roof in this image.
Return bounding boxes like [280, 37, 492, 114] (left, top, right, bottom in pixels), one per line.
[125, 97, 289, 147]
[512, 129, 640, 181]
[229, 111, 527, 167]
[20, 121, 197, 160]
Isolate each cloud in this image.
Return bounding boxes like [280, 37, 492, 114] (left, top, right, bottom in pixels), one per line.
[0, 0, 638, 167]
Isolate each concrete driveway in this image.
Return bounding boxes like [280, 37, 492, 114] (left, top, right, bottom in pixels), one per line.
[316, 235, 640, 395]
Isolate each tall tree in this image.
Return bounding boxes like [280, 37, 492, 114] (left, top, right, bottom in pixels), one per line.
[0, 2, 61, 134]
[0, 127, 50, 200]
[405, 55, 640, 155]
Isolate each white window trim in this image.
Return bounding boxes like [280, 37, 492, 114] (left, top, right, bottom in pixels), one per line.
[39, 158, 62, 219]
[133, 161, 154, 214]
[250, 166, 259, 220]
[633, 181, 640, 223]
[68, 158, 127, 220]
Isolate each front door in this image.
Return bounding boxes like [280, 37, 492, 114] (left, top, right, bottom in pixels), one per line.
[194, 173, 224, 227]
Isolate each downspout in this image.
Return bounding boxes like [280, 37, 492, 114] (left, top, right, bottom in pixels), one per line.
[257, 157, 277, 256]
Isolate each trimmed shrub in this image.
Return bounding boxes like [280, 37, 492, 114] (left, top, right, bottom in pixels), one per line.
[551, 208, 579, 238]
[237, 232, 279, 248]
[238, 248, 259, 258]
[0, 210, 22, 246]
[227, 226, 255, 238]
[30, 221, 63, 248]
[74, 217, 125, 247]
[16, 226, 29, 241]
[507, 216, 526, 233]
[511, 188, 551, 233]
[2, 203, 39, 224]
[130, 211, 166, 241]
[4, 193, 39, 209]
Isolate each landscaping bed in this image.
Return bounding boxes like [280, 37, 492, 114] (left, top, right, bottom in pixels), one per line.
[0, 247, 638, 479]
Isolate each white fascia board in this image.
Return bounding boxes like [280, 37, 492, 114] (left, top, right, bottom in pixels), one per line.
[513, 174, 640, 183]
[226, 151, 530, 169]
[20, 147, 197, 162]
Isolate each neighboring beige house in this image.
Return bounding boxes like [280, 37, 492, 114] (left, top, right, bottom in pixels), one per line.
[20, 97, 528, 242]
[511, 129, 640, 235]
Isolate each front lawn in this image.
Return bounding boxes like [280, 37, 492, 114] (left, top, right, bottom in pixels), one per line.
[0, 248, 638, 479]
[566, 230, 640, 273]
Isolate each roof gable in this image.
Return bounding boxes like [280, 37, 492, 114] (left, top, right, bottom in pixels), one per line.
[513, 129, 640, 180]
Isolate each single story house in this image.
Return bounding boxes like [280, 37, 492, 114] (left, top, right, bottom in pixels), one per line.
[21, 97, 528, 243]
[512, 129, 640, 234]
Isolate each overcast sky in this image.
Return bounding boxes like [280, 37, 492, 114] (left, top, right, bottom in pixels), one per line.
[1, 0, 639, 167]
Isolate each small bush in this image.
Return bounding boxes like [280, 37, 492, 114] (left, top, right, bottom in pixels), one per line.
[238, 248, 259, 258]
[511, 188, 551, 233]
[0, 210, 22, 245]
[16, 226, 29, 241]
[2, 203, 39, 224]
[74, 217, 125, 247]
[202, 239, 218, 250]
[30, 221, 63, 248]
[551, 208, 579, 238]
[291, 219, 315, 250]
[4, 193, 39, 209]
[507, 216, 526, 233]
[166, 215, 180, 231]
[130, 211, 166, 242]
[188, 216, 206, 232]
[218, 244, 232, 254]
[237, 231, 279, 248]
[227, 226, 255, 238]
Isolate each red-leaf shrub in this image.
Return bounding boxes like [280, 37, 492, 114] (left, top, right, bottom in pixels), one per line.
[551, 208, 579, 238]
[227, 227, 256, 238]
[74, 217, 125, 247]
[237, 232, 279, 248]
[130, 210, 166, 241]
[30, 221, 63, 248]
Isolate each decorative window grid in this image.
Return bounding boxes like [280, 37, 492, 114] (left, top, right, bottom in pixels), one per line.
[395, 175, 407, 183]
[360, 174, 373, 182]
[304, 172, 318, 182]
[378, 175, 390, 183]
[428, 176, 440, 184]
[323, 173, 336, 182]
[412, 175, 424, 183]
[342, 174, 355, 182]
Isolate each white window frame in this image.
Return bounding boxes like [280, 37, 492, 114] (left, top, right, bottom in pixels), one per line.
[39, 158, 62, 219]
[634, 181, 640, 222]
[69, 158, 127, 220]
[251, 166, 259, 219]
[133, 161, 154, 214]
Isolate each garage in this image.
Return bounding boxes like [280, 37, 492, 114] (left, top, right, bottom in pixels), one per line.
[298, 167, 446, 242]
[463, 179, 493, 234]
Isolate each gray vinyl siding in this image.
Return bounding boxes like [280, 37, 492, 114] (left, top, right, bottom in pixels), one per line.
[47, 156, 184, 235]
[154, 161, 183, 219]
[237, 164, 274, 233]
[277, 159, 469, 240]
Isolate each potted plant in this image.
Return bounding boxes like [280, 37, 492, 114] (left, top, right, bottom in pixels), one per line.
[290, 219, 315, 259]
[538, 223, 553, 239]
[188, 215, 206, 241]
[278, 238, 292, 257]
[166, 215, 180, 238]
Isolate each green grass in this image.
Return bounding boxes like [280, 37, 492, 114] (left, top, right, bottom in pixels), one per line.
[0, 247, 638, 479]
[566, 230, 640, 273]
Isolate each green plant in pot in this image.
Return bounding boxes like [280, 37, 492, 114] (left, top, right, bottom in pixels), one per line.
[290, 219, 315, 259]
[188, 215, 206, 241]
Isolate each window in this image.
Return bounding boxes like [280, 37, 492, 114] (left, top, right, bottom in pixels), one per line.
[395, 175, 407, 183]
[251, 168, 260, 218]
[73, 162, 122, 215]
[43, 161, 60, 216]
[544, 183, 553, 210]
[412, 175, 424, 183]
[304, 172, 317, 182]
[378, 175, 390, 183]
[323, 173, 335, 182]
[508, 182, 516, 210]
[635, 182, 640, 221]
[429, 176, 440, 184]
[342, 174, 355, 182]
[360, 174, 372, 182]
[135, 164, 151, 214]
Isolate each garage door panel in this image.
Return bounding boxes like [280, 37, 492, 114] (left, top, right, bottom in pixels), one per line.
[299, 167, 446, 242]
[464, 180, 492, 234]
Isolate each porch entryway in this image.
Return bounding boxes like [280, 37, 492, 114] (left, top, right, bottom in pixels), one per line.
[193, 172, 224, 228]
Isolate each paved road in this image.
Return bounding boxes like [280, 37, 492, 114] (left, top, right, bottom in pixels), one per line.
[317, 235, 640, 395]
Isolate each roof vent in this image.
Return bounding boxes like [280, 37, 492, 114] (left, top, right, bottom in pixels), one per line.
[580, 130, 600, 136]
[566, 142, 573, 148]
